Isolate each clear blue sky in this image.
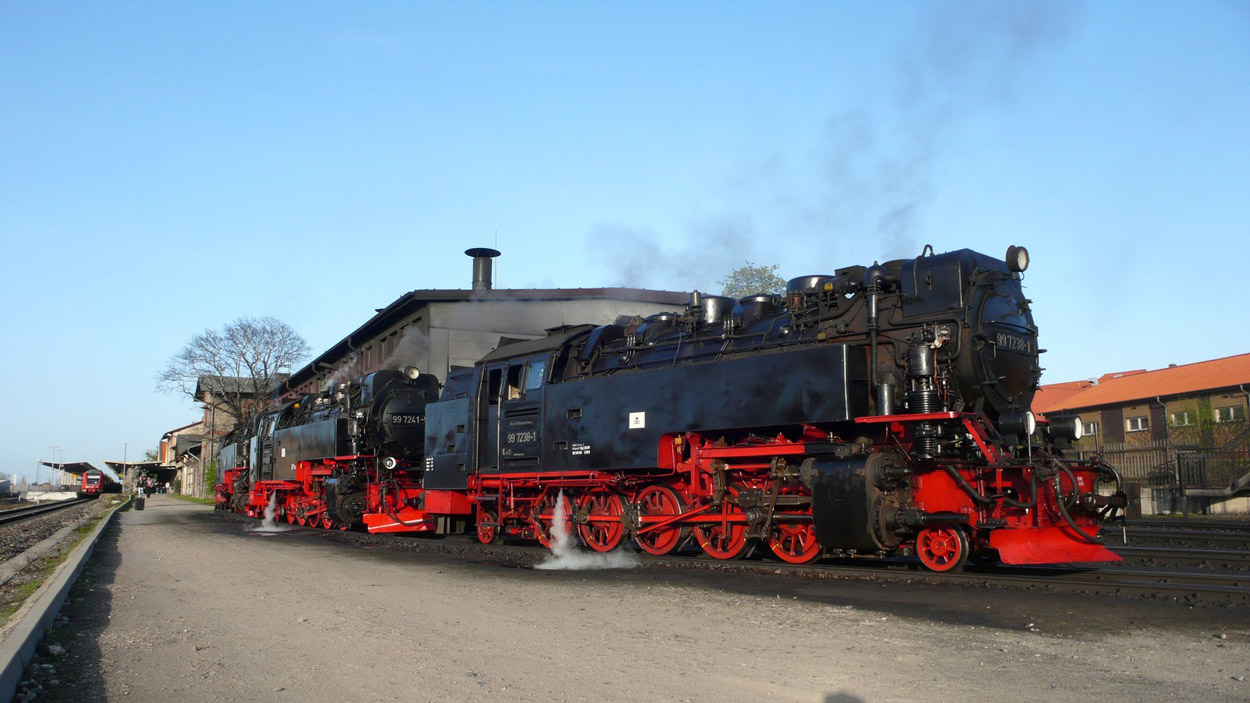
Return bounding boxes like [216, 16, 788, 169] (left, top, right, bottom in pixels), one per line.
[2, 1, 1247, 480]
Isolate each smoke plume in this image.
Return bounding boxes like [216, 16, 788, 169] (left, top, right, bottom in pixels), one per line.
[590, 1, 1074, 284]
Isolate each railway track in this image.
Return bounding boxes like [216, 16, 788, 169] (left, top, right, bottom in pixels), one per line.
[1125, 517, 1250, 532]
[229, 511, 1250, 603]
[0, 499, 91, 527]
[271, 520, 1250, 604]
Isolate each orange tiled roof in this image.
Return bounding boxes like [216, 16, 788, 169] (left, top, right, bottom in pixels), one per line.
[1041, 353, 1250, 412]
[1033, 380, 1094, 415]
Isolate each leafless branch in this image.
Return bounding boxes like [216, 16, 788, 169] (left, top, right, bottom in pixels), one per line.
[157, 316, 311, 423]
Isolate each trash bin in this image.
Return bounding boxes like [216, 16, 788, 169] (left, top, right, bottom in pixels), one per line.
[135, 496, 146, 511]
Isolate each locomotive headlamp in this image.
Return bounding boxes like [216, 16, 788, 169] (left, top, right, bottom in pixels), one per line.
[1048, 415, 1084, 441]
[1005, 245, 1030, 273]
[999, 410, 1037, 438]
[404, 365, 421, 381]
[382, 456, 398, 470]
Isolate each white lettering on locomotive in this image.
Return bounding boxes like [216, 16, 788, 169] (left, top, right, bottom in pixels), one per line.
[995, 332, 1031, 354]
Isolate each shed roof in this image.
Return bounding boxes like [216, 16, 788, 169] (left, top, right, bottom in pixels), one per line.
[283, 287, 689, 391]
[195, 375, 289, 401]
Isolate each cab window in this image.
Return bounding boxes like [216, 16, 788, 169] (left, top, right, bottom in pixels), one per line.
[505, 364, 523, 400]
[524, 359, 547, 392]
[486, 368, 502, 406]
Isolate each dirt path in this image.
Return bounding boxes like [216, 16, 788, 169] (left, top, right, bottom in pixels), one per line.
[17, 495, 1250, 702]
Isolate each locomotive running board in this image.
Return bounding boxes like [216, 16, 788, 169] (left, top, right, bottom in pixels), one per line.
[989, 527, 1122, 565]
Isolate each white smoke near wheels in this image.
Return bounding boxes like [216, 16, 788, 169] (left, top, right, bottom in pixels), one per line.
[534, 491, 639, 570]
[250, 492, 293, 534]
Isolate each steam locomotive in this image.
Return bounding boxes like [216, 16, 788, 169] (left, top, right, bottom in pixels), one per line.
[215, 369, 445, 532]
[217, 245, 1125, 571]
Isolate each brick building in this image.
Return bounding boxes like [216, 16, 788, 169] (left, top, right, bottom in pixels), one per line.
[1034, 353, 1250, 514]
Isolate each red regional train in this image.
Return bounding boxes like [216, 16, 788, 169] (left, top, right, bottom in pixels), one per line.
[216, 245, 1126, 571]
[79, 468, 120, 498]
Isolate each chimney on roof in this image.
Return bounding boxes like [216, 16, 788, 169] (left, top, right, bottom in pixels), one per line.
[1168, 363, 1177, 368]
[465, 247, 501, 291]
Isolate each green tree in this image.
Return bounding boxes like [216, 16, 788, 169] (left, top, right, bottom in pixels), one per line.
[719, 261, 786, 298]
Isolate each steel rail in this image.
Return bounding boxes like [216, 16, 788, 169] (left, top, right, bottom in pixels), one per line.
[222, 511, 1250, 602]
[0, 499, 91, 527]
[1126, 517, 1250, 532]
[1113, 545, 1250, 565]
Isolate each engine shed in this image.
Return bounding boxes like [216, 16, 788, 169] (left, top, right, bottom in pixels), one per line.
[279, 249, 690, 398]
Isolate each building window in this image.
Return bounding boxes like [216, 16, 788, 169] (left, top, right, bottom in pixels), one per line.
[1171, 411, 1195, 427]
[1083, 421, 1099, 437]
[1126, 416, 1150, 432]
[1215, 405, 1246, 424]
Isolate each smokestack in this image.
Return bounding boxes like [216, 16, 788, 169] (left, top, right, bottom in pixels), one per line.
[465, 247, 501, 291]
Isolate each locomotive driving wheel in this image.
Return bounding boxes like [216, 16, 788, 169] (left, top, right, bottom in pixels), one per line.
[577, 491, 625, 552]
[915, 526, 969, 572]
[634, 485, 688, 556]
[695, 492, 751, 560]
[532, 491, 575, 549]
[767, 523, 822, 564]
[476, 508, 499, 544]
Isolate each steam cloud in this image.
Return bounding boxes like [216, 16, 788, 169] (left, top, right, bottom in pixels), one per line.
[534, 491, 640, 570]
[250, 492, 293, 534]
[591, 1, 1073, 289]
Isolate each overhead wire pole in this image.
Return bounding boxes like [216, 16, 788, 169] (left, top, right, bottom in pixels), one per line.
[48, 445, 59, 489]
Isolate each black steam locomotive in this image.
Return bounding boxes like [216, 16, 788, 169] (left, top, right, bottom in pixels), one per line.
[216, 369, 442, 531]
[220, 245, 1123, 571]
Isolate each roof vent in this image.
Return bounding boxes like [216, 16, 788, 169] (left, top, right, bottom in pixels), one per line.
[465, 248, 501, 291]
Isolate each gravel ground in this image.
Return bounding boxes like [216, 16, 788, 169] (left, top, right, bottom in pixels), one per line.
[0, 498, 121, 628]
[13, 495, 1250, 703]
[0, 501, 109, 563]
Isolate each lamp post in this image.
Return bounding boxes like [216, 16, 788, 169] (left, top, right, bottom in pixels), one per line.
[48, 445, 59, 488]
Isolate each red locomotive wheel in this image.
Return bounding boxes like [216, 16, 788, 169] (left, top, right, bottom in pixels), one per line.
[634, 485, 687, 556]
[532, 492, 574, 549]
[476, 509, 499, 544]
[577, 491, 625, 552]
[767, 523, 822, 564]
[320, 515, 334, 530]
[694, 498, 751, 560]
[915, 526, 969, 572]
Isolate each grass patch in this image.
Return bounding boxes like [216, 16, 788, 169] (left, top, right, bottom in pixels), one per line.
[170, 493, 216, 506]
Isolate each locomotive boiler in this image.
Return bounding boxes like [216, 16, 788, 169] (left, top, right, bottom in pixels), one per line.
[419, 245, 1124, 569]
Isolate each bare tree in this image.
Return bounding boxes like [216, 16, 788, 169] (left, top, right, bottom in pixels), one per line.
[719, 261, 786, 299]
[157, 316, 311, 423]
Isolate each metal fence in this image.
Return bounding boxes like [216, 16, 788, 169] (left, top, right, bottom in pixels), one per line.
[1087, 433, 1250, 491]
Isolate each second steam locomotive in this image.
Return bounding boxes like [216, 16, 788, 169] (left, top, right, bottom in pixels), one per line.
[216, 245, 1125, 571]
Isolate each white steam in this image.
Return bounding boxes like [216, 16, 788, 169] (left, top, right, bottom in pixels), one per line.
[249, 492, 293, 534]
[534, 491, 639, 570]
